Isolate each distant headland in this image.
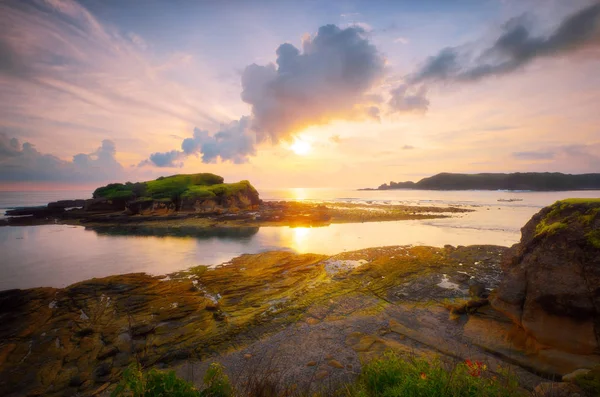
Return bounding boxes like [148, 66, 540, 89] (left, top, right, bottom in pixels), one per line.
[360, 172, 600, 191]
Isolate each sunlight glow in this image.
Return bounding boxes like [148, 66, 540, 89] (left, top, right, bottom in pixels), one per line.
[290, 187, 307, 201]
[292, 227, 311, 250]
[290, 138, 312, 155]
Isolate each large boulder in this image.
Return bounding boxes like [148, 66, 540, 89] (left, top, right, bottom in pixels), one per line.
[492, 199, 600, 354]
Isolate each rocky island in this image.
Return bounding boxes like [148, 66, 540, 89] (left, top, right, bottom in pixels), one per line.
[1, 199, 599, 396]
[363, 172, 600, 191]
[1, 173, 472, 228]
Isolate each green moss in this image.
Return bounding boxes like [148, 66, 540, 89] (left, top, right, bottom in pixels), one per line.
[557, 198, 600, 205]
[93, 183, 135, 200]
[181, 181, 256, 200]
[146, 174, 224, 197]
[534, 220, 567, 237]
[181, 186, 217, 200]
[546, 201, 570, 219]
[93, 173, 255, 204]
[586, 230, 600, 249]
[581, 208, 600, 226]
[543, 199, 600, 222]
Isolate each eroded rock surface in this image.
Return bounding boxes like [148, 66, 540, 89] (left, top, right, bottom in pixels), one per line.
[0, 245, 507, 396]
[492, 199, 600, 355]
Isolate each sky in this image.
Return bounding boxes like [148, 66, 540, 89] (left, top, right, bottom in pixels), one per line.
[0, 0, 599, 190]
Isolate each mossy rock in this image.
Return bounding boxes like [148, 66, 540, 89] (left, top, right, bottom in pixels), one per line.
[91, 174, 258, 211]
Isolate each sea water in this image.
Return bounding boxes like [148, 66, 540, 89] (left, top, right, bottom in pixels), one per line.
[1, 188, 598, 290]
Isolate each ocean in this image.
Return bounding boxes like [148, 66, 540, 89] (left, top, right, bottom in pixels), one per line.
[1, 188, 598, 291]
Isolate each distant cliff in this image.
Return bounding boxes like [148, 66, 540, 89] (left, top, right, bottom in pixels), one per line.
[364, 172, 600, 191]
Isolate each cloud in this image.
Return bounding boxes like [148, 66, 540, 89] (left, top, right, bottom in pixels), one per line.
[390, 3, 600, 112]
[142, 24, 385, 167]
[140, 150, 186, 168]
[0, 0, 222, 148]
[511, 144, 600, 172]
[412, 3, 600, 84]
[402, 145, 415, 150]
[242, 24, 385, 143]
[141, 117, 256, 167]
[394, 37, 409, 44]
[0, 133, 124, 182]
[389, 84, 429, 113]
[512, 151, 555, 160]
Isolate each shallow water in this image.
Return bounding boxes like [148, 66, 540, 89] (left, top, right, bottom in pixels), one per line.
[0, 189, 598, 290]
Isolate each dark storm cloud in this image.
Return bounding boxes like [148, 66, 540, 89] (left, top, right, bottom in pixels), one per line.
[0, 133, 124, 182]
[390, 3, 600, 112]
[142, 24, 385, 167]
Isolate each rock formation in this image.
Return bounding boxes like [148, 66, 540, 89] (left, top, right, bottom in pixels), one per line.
[492, 199, 600, 354]
[90, 173, 261, 215]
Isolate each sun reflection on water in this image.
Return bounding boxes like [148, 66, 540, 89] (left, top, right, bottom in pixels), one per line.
[292, 227, 311, 251]
[290, 187, 307, 201]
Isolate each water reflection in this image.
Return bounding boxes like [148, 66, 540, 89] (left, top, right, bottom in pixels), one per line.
[90, 226, 259, 240]
[1, 206, 526, 291]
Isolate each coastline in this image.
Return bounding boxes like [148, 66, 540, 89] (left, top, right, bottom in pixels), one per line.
[1, 200, 474, 228]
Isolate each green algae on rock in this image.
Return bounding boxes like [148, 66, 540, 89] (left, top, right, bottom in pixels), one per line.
[0, 245, 506, 396]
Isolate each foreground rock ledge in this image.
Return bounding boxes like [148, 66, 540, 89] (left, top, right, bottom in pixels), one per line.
[492, 199, 600, 355]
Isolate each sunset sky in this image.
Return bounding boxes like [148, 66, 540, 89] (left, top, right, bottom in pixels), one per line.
[1, 0, 599, 189]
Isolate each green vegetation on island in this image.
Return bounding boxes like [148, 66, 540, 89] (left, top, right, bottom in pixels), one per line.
[93, 173, 255, 202]
[89, 173, 260, 213]
[367, 172, 600, 191]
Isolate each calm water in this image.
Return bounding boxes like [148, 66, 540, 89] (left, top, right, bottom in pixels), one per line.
[1, 188, 598, 290]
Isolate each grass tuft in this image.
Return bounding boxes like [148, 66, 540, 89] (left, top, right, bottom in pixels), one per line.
[111, 363, 232, 397]
[344, 352, 524, 397]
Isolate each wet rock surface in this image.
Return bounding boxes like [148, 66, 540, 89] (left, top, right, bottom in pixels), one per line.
[0, 244, 532, 396]
[2, 229, 598, 395]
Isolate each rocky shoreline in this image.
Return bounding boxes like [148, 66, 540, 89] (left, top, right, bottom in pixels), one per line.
[1, 173, 474, 229]
[1, 199, 473, 228]
[1, 199, 598, 396]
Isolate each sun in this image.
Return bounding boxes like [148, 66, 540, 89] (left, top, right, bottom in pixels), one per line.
[290, 138, 312, 155]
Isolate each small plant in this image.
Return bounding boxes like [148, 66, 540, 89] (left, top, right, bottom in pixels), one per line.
[203, 363, 234, 397]
[345, 352, 524, 397]
[111, 363, 232, 397]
